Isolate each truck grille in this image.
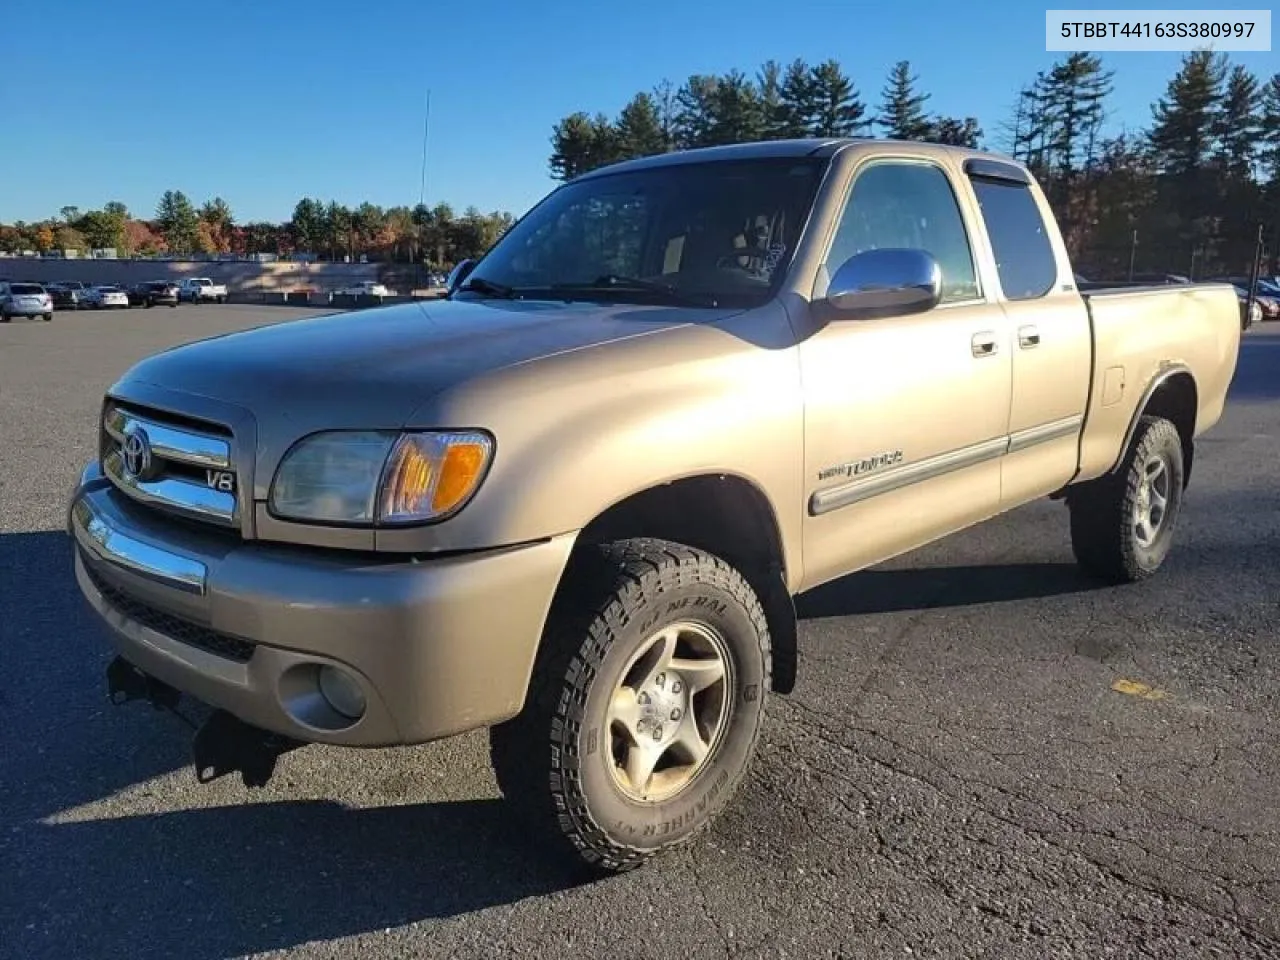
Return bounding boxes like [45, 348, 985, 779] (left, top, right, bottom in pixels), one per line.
[82, 560, 255, 663]
[101, 402, 240, 529]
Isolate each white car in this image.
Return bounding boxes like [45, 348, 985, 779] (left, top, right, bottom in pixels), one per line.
[334, 281, 393, 297]
[178, 278, 228, 303]
[84, 285, 131, 309]
[0, 282, 53, 322]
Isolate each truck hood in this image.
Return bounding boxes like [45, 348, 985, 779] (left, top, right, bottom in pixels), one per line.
[117, 297, 736, 430]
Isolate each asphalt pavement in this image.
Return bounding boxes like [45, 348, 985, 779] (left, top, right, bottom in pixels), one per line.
[2, 305, 1279, 959]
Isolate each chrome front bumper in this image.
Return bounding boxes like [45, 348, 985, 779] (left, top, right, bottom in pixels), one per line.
[69, 461, 576, 747]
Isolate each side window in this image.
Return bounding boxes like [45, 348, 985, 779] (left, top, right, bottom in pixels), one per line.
[825, 162, 979, 303]
[970, 178, 1057, 300]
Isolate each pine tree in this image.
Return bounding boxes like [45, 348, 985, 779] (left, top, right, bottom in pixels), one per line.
[1149, 50, 1228, 176]
[1149, 51, 1230, 267]
[549, 112, 619, 180]
[1214, 64, 1262, 181]
[877, 61, 931, 140]
[775, 59, 816, 138]
[1039, 53, 1113, 177]
[929, 117, 982, 148]
[757, 60, 788, 139]
[616, 92, 669, 159]
[808, 60, 865, 137]
[673, 75, 719, 148]
[1261, 73, 1280, 183]
[706, 70, 765, 145]
[155, 189, 199, 255]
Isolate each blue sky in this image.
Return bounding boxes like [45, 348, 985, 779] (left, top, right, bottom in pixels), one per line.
[0, 0, 1274, 224]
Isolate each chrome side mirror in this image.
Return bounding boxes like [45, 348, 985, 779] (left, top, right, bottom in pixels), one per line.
[446, 259, 478, 296]
[826, 248, 942, 318]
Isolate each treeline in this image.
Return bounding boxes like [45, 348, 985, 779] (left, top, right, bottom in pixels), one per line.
[548, 58, 981, 181]
[549, 52, 1280, 277]
[0, 193, 515, 270]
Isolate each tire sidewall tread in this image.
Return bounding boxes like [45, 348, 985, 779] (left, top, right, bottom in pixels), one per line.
[1068, 415, 1185, 583]
[491, 538, 771, 873]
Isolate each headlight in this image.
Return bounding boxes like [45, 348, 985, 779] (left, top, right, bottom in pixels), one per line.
[269, 429, 493, 525]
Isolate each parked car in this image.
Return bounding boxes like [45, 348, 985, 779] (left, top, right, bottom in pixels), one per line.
[129, 281, 180, 308]
[0, 282, 53, 321]
[1211, 277, 1279, 324]
[334, 280, 393, 297]
[178, 277, 228, 303]
[46, 282, 83, 310]
[83, 285, 131, 309]
[70, 139, 1242, 873]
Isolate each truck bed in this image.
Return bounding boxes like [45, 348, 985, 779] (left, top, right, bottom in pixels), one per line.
[1075, 281, 1242, 482]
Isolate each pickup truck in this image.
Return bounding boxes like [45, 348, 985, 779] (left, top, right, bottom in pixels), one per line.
[68, 139, 1241, 873]
[177, 277, 227, 303]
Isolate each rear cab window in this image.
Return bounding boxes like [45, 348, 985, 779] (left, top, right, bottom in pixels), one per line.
[966, 167, 1058, 301]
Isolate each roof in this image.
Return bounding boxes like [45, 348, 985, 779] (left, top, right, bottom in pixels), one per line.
[573, 137, 1020, 181]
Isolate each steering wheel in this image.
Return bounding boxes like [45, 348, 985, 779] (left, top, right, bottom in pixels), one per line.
[715, 245, 769, 272]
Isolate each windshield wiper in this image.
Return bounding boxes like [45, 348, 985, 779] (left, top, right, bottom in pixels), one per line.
[550, 275, 719, 307]
[456, 276, 516, 299]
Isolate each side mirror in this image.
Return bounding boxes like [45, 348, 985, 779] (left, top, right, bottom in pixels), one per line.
[826, 248, 942, 318]
[446, 259, 478, 295]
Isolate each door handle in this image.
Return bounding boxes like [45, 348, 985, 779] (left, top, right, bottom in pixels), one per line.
[1018, 325, 1041, 349]
[971, 331, 999, 358]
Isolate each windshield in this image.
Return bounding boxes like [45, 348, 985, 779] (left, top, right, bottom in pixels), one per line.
[11, 284, 44, 294]
[462, 157, 827, 308]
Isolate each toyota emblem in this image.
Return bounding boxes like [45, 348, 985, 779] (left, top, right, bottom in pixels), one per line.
[121, 424, 154, 480]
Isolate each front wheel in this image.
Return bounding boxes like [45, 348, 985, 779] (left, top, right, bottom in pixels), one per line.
[1067, 415, 1185, 583]
[490, 539, 771, 873]
[42, 312, 52, 322]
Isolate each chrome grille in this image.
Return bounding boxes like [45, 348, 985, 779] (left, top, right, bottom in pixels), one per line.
[102, 403, 239, 528]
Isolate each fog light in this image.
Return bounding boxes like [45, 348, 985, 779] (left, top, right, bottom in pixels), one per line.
[318, 665, 366, 720]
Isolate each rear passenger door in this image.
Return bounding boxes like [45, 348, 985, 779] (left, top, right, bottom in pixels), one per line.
[799, 157, 1013, 589]
[963, 164, 1092, 506]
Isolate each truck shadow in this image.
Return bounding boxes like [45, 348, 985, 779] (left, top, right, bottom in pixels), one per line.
[16, 799, 585, 960]
[796, 561, 1102, 619]
[3, 530, 590, 958]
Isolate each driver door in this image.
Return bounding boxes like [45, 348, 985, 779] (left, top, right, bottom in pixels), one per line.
[798, 157, 1012, 590]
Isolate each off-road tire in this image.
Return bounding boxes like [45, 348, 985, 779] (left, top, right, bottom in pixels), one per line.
[490, 538, 771, 874]
[1068, 415, 1184, 583]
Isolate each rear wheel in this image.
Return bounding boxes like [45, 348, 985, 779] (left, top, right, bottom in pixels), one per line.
[1067, 415, 1184, 583]
[490, 538, 771, 873]
[42, 312, 52, 322]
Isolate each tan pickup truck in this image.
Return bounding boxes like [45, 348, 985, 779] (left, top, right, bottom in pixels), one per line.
[69, 138, 1241, 872]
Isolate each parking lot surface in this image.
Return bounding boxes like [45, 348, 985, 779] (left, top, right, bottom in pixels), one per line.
[2, 305, 1279, 959]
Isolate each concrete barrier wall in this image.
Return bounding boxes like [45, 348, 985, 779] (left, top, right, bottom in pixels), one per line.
[0, 259, 383, 294]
